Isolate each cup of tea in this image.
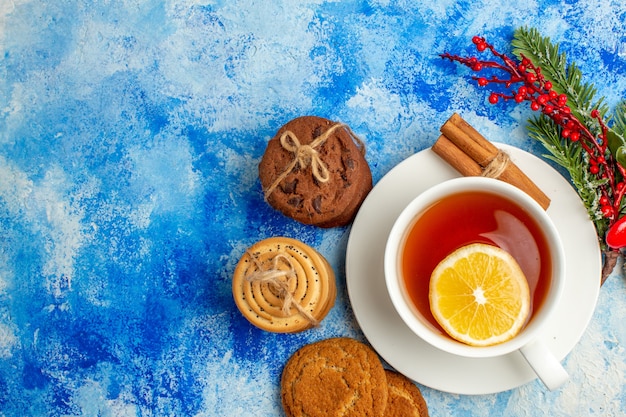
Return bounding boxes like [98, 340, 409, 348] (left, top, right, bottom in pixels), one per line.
[384, 176, 568, 390]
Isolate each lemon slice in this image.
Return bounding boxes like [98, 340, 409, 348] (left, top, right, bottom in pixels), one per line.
[429, 243, 530, 347]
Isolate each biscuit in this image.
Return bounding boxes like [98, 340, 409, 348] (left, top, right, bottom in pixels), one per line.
[383, 370, 429, 417]
[281, 337, 388, 417]
[232, 237, 336, 333]
[259, 116, 373, 228]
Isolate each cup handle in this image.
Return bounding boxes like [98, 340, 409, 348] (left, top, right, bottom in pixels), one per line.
[519, 339, 569, 390]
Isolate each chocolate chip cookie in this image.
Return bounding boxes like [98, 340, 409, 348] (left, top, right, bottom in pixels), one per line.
[259, 116, 372, 227]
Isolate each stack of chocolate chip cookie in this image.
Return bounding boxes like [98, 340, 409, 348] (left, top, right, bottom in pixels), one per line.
[232, 237, 336, 333]
[281, 338, 429, 416]
[259, 116, 373, 228]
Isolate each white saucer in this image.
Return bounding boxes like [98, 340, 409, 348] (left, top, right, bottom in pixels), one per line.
[345, 143, 602, 395]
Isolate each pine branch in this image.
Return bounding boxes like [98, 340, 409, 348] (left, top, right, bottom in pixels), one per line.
[613, 100, 626, 136]
[511, 27, 609, 125]
[510, 27, 623, 248]
[527, 115, 610, 246]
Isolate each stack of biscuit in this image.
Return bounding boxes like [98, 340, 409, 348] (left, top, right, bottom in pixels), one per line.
[384, 369, 430, 417]
[281, 338, 429, 417]
[232, 237, 336, 333]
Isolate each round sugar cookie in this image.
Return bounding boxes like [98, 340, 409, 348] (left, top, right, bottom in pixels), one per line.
[383, 370, 429, 417]
[281, 337, 388, 417]
[259, 116, 373, 228]
[232, 237, 336, 333]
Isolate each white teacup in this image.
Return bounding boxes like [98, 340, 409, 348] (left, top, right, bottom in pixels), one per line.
[384, 176, 568, 390]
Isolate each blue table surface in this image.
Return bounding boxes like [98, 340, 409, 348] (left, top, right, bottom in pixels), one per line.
[1, 1, 626, 416]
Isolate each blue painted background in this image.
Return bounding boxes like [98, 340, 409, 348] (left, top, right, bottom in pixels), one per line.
[1, 1, 625, 416]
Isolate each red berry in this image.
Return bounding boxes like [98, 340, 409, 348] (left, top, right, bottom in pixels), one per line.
[477, 77, 488, 86]
[489, 93, 499, 104]
[597, 156, 606, 164]
[473, 63, 483, 71]
[514, 94, 524, 103]
[544, 81, 553, 90]
[549, 90, 558, 99]
[530, 101, 541, 111]
[522, 58, 531, 66]
[600, 196, 610, 206]
[558, 94, 568, 105]
[518, 86, 528, 95]
[472, 36, 483, 45]
[526, 73, 537, 83]
[602, 205, 614, 218]
[518, 64, 527, 72]
[537, 94, 548, 105]
[606, 215, 626, 248]
[591, 109, 599, 118]
[561, 129, 571, 138]
[570, 131, 580, 141]
[544, 105, 554, 114]
[476, 42, 487, 52]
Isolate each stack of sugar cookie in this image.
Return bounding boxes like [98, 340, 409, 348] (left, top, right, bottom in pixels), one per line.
[281, 338, 429, 417]
[232, 237, 336, 333]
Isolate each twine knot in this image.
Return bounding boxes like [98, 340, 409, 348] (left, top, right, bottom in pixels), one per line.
[244, 251, 319, 326]
[481, 150, 510, 179]
[280, 130, 331, 184]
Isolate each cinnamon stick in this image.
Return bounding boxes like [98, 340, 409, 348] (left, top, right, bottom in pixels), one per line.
[440, 117, 494, 166]
[449, 113, 500, 157]
[447, 114, 551, 208]
[432, 135, 482, 177]
[435, 113, 551, 210]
